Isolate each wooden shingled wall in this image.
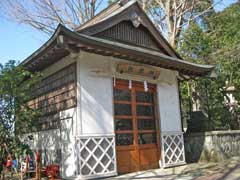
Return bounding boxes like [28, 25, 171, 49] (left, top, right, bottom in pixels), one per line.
[28, 63, 77, 131]
[95, 21, 164, 52]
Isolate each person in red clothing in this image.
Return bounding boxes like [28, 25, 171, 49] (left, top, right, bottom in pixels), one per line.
[25, 153, 30, 173]
[6, 155, 12, 172]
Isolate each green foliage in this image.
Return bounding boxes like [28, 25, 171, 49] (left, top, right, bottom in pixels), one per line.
[179, 3, 240, 131]
[208, 4, 240, 49]
[108, 0, 116, 5]
[179, 23, 213, 63]
[0, 60, 40, 158]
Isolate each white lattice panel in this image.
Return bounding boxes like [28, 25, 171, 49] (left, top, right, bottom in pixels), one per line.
[161, 132, 186, 168]
[76, 135, 117, 179]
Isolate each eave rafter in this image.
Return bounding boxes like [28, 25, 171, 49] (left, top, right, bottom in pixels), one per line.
[70, 41, 209, 77]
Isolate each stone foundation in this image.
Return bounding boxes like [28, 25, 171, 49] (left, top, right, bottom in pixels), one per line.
[184, 130, 240, 162]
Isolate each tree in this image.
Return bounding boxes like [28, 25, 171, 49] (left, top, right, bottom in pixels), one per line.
[143, 0, 222, 48]
[108, 0, 221, 48]
[1, 0, 222, 47]
[0, 0, 106, 35]
[0, 60, 40, 158]
[179, 2, 240, 131]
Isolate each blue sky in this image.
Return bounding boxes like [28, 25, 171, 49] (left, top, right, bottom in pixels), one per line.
[0, 0, 237, 65]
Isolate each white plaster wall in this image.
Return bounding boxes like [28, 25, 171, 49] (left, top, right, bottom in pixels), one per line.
[60, 110, 76, 178]
[22, 129, 61, 164]
[76, 52, 182, 134]
[74, 51, 183, 176]
[157, 69, 182, 132]
[23, 108, 77, 178]
[78, 51, 114, 135]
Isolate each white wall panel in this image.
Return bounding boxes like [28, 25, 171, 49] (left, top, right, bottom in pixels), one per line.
[157, 69, 182, 132]
[79, 52, 114, 134]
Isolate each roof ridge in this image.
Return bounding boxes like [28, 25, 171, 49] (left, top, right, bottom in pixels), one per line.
[74, 0, 127, 31]
[75, 0, 138, 32]
[74, 2, 117, 31]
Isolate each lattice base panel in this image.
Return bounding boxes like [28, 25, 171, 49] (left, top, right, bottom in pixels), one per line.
[76, 135, 117, 179]
[161, 132, 186, 168]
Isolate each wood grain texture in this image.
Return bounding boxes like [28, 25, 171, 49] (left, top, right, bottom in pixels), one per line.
[95, 21, 163, 52]
[29, 63, 77, 131]
[114, 79, 159, 174]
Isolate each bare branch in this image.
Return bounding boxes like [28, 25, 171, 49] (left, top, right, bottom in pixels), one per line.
[148, 0, 223, 47]
[178, 0, 220, 29]
[2, 0, 107, 35]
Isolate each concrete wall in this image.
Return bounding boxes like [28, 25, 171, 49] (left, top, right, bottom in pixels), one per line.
[184, 130, 240, 163]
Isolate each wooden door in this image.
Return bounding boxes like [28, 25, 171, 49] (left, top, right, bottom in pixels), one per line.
[113, 79, 160, 174]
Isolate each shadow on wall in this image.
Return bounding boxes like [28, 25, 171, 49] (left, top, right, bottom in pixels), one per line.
[184, 129, 240, 163]
[184, 132, 205, 163]
[35, 110, 75, 178]
[36, 131, 61, 166]
[184, 111, 207, 163]
[59, 111, 76, 178]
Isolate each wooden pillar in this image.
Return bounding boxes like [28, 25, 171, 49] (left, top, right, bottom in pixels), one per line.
[20, 162, 23, 180]
[26, 153, 30, 179]
[36, 149, 41, 180]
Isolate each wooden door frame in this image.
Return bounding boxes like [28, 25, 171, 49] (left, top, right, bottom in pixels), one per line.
[113, 78, 161, 172]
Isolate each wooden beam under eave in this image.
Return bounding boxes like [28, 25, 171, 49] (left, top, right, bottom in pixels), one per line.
[142, 59, 149, 63]
[48, 47, 57, 54]
[126, 55, 137, 61]
[29, 60, 41, 70]
[89, 48, 101, 54]
[135, 57, 145, 62]
[103, 50, 112, 56]
[85, 46, 95, 50]
[80, 46, 93, 52]
[120, 54, 128, 58]
[113, 54, 123, 59]
[113, 52, 121, 56]
[85, 49, 96, 54]
[76, 43, 86, 48]
[102, 50, 111, 56]
[67, 40, 78, 45]
[186, 70, 195, 76]
[148, 60, 158, 66]
[28, 63, 34, 70]
[42, 54, 49, 59]
[110, 53, 127, 59]
[95, 49, 105, 53]
[32, 59, 40, 67]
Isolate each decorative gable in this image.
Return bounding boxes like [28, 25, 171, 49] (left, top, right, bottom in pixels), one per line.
[94, 21, 167, 52]
[77, 1, 178, 58]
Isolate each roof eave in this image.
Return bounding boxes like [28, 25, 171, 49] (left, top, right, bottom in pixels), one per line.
[22, 25, 214, 77]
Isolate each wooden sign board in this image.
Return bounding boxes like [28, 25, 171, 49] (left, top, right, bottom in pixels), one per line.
[117, 63, 160, 79]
